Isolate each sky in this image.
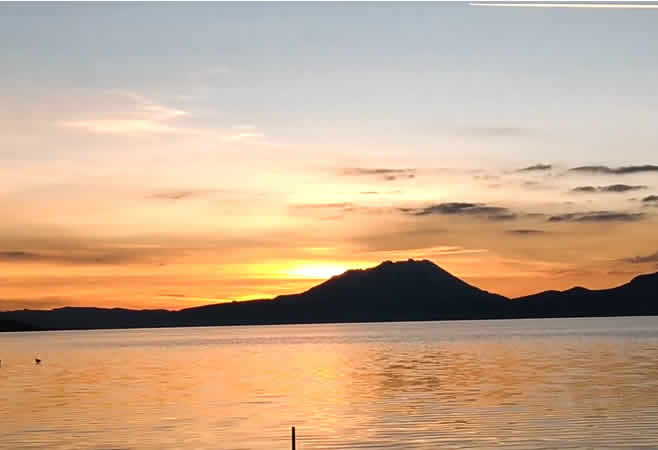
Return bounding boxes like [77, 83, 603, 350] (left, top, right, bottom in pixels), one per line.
[1, 2, 658, 310]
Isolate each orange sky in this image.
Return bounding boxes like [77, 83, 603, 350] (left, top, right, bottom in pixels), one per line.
[2, 4, 658, 310]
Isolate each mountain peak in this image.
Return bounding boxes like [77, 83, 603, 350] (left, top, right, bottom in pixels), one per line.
[295, 258, 498, 305]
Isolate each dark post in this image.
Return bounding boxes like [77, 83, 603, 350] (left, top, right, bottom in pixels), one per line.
[291, 426, 296, 450]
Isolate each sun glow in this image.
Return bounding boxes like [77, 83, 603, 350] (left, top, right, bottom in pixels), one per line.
[287, 264, 348, 279]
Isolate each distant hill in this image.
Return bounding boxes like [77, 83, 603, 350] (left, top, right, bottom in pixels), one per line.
[1, 259, 656, 331]
[507, 271, 658, 318]
[0, 318, 40, 332]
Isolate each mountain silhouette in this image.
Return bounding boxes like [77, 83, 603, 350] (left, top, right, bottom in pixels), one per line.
[1, 259, 656, 331]
[507, 271, 658, 318]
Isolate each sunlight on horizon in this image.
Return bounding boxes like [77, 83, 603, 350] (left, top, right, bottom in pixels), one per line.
[287, 264, 350, 280]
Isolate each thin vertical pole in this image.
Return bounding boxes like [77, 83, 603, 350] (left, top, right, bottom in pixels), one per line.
[291, 426, 296, 450]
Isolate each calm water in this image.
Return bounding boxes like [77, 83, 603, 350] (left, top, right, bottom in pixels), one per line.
[2, 317, 658, 449]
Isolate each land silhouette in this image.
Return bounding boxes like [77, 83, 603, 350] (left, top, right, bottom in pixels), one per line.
[1, 259, 656, 331]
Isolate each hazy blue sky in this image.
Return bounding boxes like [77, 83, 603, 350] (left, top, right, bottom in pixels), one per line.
[1, 3, 657, 309]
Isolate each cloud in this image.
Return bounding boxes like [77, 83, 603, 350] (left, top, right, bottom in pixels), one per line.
[148, 190, 222, 201]
[401, 202, 516, 221]
[486, 213, 518, 221]
[360, 191, 379, 195]
[58, 91, 187, 135]
[0, 250, 139, 265]
[569, 165, 658, 175]
[623, 251, 658, 264]
[571, 186, 597, 193]
[548, 211, 646, 223]
[570, 184, 647, 194]
[506, 229, 547, 235]
[520, 181, 553, 191]
[601, 184, 647, 193]
[517, 164, 552, 172]
[643, 195, 658, 203]
[0, 251, 39, 261]
[340, 168, 416, 181]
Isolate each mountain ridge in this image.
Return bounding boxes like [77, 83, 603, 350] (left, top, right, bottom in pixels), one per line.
[1, 259, 656, 331]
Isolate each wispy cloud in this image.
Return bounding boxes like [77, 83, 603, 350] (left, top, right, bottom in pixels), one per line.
[0, 250, 139, 265]
[218, 125, 264, 142]
[570, 184, 647, 194]
[58, 91, 187, 135]
[506, 229, 547, 235]
[623, 251, 658, 264]
[569, 165, 658, 175]
[340, 168, 416, 181]
[548, 211, 646, 223]
[401, 202, 516, 221]
[517, 164, 552, 172]
[0, 251, 39, 261]
[147, 190, 223, 201]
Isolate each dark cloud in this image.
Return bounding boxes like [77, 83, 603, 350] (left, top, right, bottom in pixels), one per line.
[569, 165, 658, 175]
[570, 184, 647, 194]
[601, 184, 647, 193]
[506, 229, 547, 235]
[401, 202, 516, 221]
[0, 251, 39, 260]
[340, 168, 416, 181]
[148, 190, 220, 200]
[525, 213, 548, 219]
[548, 211, 646, 223]
[607, 270, 640, 276]
[623, 251, 658, 264]
[571, 186, 597, 193]
[486, 213, 518, 221]
[643, 195, 658, 203]
[517, 164, 552, 172]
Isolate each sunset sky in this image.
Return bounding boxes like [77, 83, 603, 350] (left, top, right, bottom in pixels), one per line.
[1, 2, 658, 310]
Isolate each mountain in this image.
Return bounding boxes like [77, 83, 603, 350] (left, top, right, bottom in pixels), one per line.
[0, 259, 656, 331]
[177, 259, 508, 326]
[507, 271, 658, 318]
[2, 307, 175, 331]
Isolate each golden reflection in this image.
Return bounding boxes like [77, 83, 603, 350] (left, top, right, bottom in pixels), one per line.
[3, 321, 658, 449]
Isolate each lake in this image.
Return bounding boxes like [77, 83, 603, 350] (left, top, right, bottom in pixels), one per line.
[2, 317, 658, 449]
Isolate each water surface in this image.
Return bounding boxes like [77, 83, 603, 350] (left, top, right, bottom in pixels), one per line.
[2, 317, 658, 449]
